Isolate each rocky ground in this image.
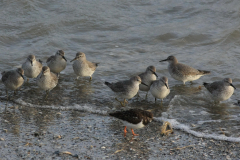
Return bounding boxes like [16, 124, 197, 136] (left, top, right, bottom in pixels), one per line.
[0, 101, 240, 160]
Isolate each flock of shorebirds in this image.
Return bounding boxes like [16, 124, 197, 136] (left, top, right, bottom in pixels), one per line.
[1, 50, 236, 137]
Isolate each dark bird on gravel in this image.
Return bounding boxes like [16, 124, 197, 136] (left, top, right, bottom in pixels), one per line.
[109, 109, 153, 137]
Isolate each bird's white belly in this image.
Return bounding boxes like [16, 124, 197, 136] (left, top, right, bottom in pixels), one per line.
[37, 76, 57, 91]
[122, 120, 144, 129]
[120, 85, 139, 99]
[150, 85, 170, 99]
[48, 59, 66, 73]
[73, 61, 93, 77]
[23, 63, 41, 78]
[211, 87, 234, 101]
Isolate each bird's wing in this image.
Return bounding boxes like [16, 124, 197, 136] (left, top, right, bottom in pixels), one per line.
[204, 81, 222, 94]
[1, 71, 12, 83]
[46, 56, 55, 63]
[176, 63, 200, 76]
[110, 109, 142, 124]
[87, 61, 98, 71]
[109, 80, 130, 92]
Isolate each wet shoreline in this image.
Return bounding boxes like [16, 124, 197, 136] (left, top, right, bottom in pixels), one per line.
[1, 100, 240, 159]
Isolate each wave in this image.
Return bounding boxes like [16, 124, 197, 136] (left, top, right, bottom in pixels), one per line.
[154, 117, 240, 142]
[2, 96, 240, 142]
[0, 97, 108, 116]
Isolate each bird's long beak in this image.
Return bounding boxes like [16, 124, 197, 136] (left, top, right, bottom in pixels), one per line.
[70, 57, 77, 62]
[161, 80, 168, 89]
[62, 56, 67, 62]
[159, 58, 168, 62]
[141, 82, 148, 87]
[164, 82, 169, 89]
[152, 70, 158, 77]
[230, 83, 236, 89]
[20, 73, 24, 80]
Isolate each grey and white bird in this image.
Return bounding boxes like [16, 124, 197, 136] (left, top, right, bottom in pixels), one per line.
[46, 50, 67, 76]
[22, 55, 42, 81]
[138, 66, 158, 98]
[160, 56, 210, 84]
[203, 78, 236, 102]
[1, 68, 24, 98]
[70, 52, 99, 80]
[105, 76, 148, 106]
[109, 109, 153, 137]
[36, 66, 58, 96]
[150, 76, 170, 103]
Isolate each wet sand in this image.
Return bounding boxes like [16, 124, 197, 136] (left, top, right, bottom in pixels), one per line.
[0, 101, 239, 160]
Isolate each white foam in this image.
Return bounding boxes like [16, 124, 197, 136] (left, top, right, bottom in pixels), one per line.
[197, 119, 221, 125]
[154, 117, 240, 142]
[2, 97, 108, 116]
[199, 111, 211, 115]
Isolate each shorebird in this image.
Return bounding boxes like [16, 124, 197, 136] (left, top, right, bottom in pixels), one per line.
[46, 50, 67, 76]
[71, 52, 99, 80]
[22, 55, 42, 82]
[1, 68, 24, 98]
[150, 76, 170, 103]
[109, 109, 153, 137]
[203, 78, 236, 102]
[138, 66, 158, 98]
[160, 56, 210, 84]
[105, 76, 148, 106]
[36, 66, 58, 97]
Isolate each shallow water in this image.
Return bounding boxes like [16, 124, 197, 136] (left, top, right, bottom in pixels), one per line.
[1, 0, 240, 153]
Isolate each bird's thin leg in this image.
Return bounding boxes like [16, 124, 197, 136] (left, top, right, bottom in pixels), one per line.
[6, 89, 9, 100]
[124, 99, 128, 104]
[14, 90, 16, 95]
[89, 76, 92, 81]
[161, 99, 163, 105]
[45, 90, 49, 99]
[115, 98, 125, 107]
[131, 129, 139, 136]
[124, 126, 127, 137]
[137, 92, 140, 97]
[145, 92, 148, 99]
[155, 98, 157, 103]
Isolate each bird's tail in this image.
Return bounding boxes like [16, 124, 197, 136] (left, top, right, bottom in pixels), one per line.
[198, 70, 211, 75]
[203, 82, 209, 87]
[105, 81, 111, 86]
[94, 63, 99, 67]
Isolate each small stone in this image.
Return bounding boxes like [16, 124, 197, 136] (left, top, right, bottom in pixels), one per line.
[0, 138, 4, 141]
[101, 146, 106, 149]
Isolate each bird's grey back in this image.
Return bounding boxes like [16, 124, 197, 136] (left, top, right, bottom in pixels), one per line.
[204, 81, 223, 93]
[173, 63, 208, 76]
[1, 71, 12, 83]
[46, 56, 55, 63]
[107, 80, 132, 92]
